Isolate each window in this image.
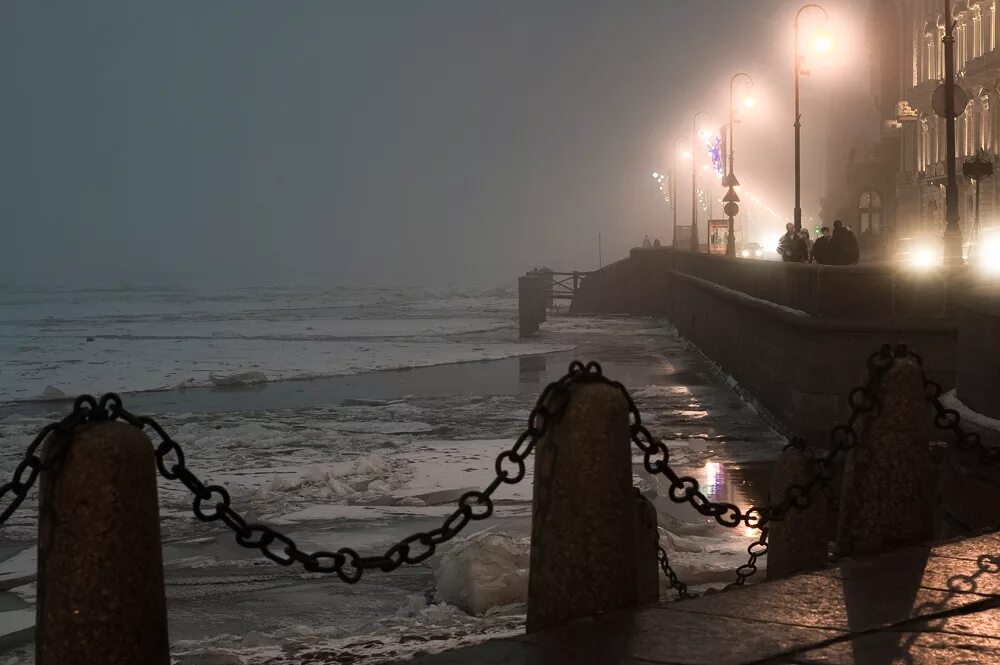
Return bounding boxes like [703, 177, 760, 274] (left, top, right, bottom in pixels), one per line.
[981, 95, 992, 151]
[939, 25, 946, 78]
[919, 117, 929, 171]
[917, 118, 930, 171]
[990, 0, 997, 51]
[974, 8, 983, 58]
[859, 191, 882, 235]
[965, 108, 974, 156]
[957, 20, 963, 71]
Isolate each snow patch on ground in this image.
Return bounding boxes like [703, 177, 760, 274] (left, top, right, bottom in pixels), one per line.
[434, 530, 530, 615]
[941, 389, 1000, 432]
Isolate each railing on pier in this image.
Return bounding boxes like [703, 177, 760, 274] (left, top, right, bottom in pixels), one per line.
[518, 269, 592, 337]
[2, 344, 999, 662]
[548, 270, 592, 303]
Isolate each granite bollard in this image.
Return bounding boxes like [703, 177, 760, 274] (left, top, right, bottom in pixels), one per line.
[37, 421, 169, 665]
[836, 357, 935, 557]
[526, 381, 656, 632]
[766, 445, 833, 580]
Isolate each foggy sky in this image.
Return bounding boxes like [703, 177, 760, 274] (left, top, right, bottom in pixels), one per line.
[0, 0, 869, 289]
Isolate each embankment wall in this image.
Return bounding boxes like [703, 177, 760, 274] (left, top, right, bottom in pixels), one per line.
[570, 249, 981, 442]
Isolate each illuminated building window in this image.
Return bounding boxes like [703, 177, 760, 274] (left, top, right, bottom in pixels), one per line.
[859, 191, 882, 235]
[920, 117, 930, 172]
[958, 16, 967, 70]
[974, 8, 983, 58]
[984, 97, 992, 151]
[992, 1, 997, 51]
[938, 25, 946, 79]
[927, 30, 937, 80]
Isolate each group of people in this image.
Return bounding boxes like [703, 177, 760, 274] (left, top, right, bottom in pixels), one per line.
[777, 220, 860, 265]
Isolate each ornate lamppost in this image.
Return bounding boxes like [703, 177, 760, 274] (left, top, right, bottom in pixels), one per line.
[942, 0, 964, 264]
[725, 73, 754, 256]
[692, 111, 711, 252]
[793, 3, 829, 232]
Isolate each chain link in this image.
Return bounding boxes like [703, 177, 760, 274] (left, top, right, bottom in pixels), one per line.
[657, 545, 694, 599]
[0, 396, 97, 527]
[916, 351, 1000, 468]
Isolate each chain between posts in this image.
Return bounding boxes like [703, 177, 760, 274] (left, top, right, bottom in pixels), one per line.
[1, 344, 987, 596]
[920, 355, 1000, 468]
[106, 368, 588, 583]
[0, 396, 96, 526]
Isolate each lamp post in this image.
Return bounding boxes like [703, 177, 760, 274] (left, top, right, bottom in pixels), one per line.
[793, 3, 828, 232]
[942, 0, 963, 264]
[726, 73, 754, 256]
[692, 111, 711, 252]
[671, 135, 686, 247]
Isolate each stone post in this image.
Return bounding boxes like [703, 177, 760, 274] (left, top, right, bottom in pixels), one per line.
[836, 357, 935, 557]
[633, 490, 660, 605]
[37, 421, 169, 665]
[526, 382, 656, 632]
[766, 445, 833, 580]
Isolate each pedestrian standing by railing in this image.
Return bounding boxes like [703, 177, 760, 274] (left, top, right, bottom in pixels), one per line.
[830, 220, 860, 265]
[811, 226, 833, 264]
[799, 229, 814, 262]
[777, 223, 808, 262]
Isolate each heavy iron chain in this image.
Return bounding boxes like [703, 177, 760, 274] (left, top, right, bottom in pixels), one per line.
[4, 345, 981, 594]
[917, 353, 1000, 468]
[657, 545, 694, 600]
[628, 344, 904, 595]
[0, 396, 94, 527]
[2, 362, 698, 592]
[650, 343, 997, 596]
[0, 365, 614, 583]
[104, 368, 586, 584]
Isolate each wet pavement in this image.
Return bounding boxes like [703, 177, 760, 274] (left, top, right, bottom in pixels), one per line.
[404, 532, 1000, 665]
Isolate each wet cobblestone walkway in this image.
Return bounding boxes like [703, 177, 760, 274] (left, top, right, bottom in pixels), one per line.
[405, 532, 1000, 664]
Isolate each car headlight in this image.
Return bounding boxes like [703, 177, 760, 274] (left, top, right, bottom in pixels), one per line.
[754, 250, 763, 257]
[741, 250, 750, 257]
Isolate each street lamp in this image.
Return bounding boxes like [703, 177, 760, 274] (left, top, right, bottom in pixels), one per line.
[725, 72, 754, 257]
[692, 111, 711, 252]
[942, 0, 963, 264]
[793, 3, 829, 232]
[671, 135, 686, 247]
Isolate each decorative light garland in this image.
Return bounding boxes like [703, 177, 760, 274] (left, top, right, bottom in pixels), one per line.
[705, 134, 724, 179]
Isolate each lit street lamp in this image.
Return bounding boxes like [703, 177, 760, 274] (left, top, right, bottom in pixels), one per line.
[725, 72, 754, 256]
[793, 3, 829, 232]
[650, 135, 689, 248]
[671, 135, 686, 246]
[942, 0, 963, 264]
[692, 111, 711, 252]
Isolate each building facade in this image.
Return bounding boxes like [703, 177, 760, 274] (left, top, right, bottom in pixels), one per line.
[825, 0, 1000, 253]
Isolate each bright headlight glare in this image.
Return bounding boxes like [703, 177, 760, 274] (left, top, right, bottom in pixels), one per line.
[909, 247, 940, 269]
[978, 237, 1000, 274]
